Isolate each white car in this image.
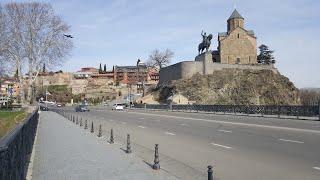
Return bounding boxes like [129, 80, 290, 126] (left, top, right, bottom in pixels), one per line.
[112, 104, 124, 111]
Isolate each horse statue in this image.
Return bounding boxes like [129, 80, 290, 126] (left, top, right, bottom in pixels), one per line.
[198, 33, 213, 54]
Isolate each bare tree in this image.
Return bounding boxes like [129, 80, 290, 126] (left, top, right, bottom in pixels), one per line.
[147, 49, 174, 70]
[0, 2, 73, 103]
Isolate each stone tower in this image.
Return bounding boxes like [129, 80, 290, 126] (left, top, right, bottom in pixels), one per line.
[227, 9, 244, 32]
[218, 9, 257, 64]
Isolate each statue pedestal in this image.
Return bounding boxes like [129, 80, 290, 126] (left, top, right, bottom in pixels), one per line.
[195, 52, 212, 75]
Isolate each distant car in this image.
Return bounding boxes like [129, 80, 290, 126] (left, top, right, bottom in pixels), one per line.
[75, 105, 90, 112]
[112, 104, 124, 111]
[57, 103, 62, 107]
[40, 106, 49, 111]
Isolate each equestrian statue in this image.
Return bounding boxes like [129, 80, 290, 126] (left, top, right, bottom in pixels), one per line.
[198, 30, 212, 54]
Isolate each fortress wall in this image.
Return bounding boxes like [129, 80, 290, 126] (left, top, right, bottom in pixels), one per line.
[204, 63, 278, 74]
[159, 60, 278, 85]
[159, 61, 202, 85]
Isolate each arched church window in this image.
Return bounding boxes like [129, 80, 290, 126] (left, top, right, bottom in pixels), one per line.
[238, 34, 240, 38]
[236, 58, 240, 64]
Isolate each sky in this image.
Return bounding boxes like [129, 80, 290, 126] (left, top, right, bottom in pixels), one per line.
[2, 0, 320, 88]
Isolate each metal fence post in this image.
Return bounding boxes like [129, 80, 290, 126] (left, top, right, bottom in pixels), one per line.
[278, 105, 280, 118]
[98, 124, 102, 137]
[126, 134, 132, 153]
[208, 165, 214, 180]
[153, 144, 160, 170]
[110, 129, 114, 144]
[90, 122, 94, 133]
[318, 102, 320, 120]
[84, 120, 88, 129]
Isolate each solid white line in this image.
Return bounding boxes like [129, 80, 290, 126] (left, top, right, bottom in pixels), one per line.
[278, 138, 304, 144]
[313, 167, 320, 170]
[165, 132, 176, 136]
[210, 143, 232, 149]
[218, 129, 232, 133]
[138, 125, 146, 129]
[128, 111, 320, 134]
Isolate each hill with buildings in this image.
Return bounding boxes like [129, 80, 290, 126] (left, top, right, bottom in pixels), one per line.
[154, 69, 300, 105]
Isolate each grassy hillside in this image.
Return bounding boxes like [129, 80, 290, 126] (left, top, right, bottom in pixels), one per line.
[0, 111, 27, 138]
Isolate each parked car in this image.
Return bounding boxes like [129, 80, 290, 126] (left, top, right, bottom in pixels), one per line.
[112, 104, 124, 111]
[75, 104, 90, 112]
[40, 105, 49, 111]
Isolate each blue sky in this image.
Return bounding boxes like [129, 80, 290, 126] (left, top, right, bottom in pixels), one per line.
[3, 0, 320, 88]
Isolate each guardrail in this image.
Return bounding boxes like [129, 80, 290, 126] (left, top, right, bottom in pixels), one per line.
[133, 104, 320, 120]
[0, 108, 39, 180]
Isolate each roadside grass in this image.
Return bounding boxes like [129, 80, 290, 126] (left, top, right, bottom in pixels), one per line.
[0, 111, 27, 139]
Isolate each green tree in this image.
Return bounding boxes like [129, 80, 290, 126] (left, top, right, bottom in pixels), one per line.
[257, 44, 275, 64]
[14, 68, 18, 78]
[99, 63, 102, 74]
[43, 63, 46, 73]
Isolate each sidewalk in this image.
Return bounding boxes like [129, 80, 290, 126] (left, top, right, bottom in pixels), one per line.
[30, 111, 177, 180]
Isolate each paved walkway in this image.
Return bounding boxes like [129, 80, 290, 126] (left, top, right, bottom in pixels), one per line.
[31, 111, 177, 180]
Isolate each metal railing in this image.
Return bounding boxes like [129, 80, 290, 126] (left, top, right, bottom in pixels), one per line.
[133, 104, 320, 119]
[0, 108, 39, 180]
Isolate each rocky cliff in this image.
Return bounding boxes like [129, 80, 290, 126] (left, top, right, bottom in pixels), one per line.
[155, 69, 300, 105]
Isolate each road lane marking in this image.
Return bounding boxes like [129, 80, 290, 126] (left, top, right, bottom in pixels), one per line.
[165, 132, 176, 136]
[180, 123, 190, 127]
[218, 129, 232, 133]
[210, 143, 232, 149]
[313, 167, 320, 171]
[278, 138, 304, 144]
[128, 111, 320, 134]
[138, 126, 146, 129]
[109, 119, 114, 122]
[140, 118, 145, 120]
[121, 122, 127, 124]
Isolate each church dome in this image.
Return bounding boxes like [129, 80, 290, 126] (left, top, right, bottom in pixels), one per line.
[228, 9, 244, 20]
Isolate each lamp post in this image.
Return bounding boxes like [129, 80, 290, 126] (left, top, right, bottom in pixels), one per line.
[136, 59, 145, 97]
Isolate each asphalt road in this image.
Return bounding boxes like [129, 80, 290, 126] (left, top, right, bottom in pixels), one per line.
[56, 106, 320, 180]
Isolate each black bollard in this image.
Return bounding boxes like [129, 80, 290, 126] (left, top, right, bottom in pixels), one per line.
[152, 144, 160, 170]
[126, 134, 132, 153]
[110, 128, 114, 144]
[90, 122, 94, 133]
[84, 120, 88, 129]
[76, 116, 79, 125]
[98, 124, 102, 137]
[73, 116, 75, 123]
[208, 165, 214, 180]
[80, 118, 83, 126]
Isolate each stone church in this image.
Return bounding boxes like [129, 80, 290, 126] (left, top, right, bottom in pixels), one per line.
[159, 9, 276, 85]
[213, 9, 257, 64]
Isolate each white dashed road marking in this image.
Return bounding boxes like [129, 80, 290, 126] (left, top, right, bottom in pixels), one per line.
[210, 143, 233, 149]
[218, 129, 232, 133]
[140, 118, 145, 120]
[278, 138, 304, 144]
[165, 132, 176, 136]
[138, 126, 146, 129]
[313, 167, 320, 171]
[128, 111, 320, 134]
[121, 122, 127, 124]
[180, 123, 190, 127]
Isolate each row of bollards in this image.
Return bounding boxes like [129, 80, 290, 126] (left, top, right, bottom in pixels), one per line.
[62, 111, 214, 179]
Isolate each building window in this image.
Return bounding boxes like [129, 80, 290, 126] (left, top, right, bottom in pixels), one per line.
[236, 58, 240, 64]
[249, 56, 251, 63]
[237, 34, 240, 38]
